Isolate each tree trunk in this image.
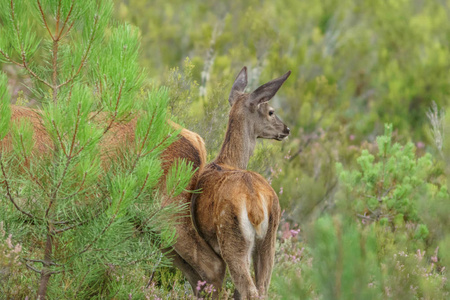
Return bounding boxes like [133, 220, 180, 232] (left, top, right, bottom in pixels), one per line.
[37, 233, 53, 299]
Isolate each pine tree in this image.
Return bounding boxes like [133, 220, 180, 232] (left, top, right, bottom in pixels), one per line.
[0, 1, 192, 298]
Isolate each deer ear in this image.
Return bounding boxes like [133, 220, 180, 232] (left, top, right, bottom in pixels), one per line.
[248, 71, 291, 105]
[228, 67, 248, 106]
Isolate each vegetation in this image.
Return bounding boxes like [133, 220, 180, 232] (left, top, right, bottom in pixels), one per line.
[0, 1, 192, 299]
[2, 0, 450, 298]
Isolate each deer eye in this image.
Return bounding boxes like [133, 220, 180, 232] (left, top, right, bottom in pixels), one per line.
[269, 110, 274, 116]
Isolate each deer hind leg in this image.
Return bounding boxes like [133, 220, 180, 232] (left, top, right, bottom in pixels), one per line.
[217, 213, 259, 299]
[172, 222, 226, 298]
[253, 214, 279, 297]
[162, 247, 202, 294]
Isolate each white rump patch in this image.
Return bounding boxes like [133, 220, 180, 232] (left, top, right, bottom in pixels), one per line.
[256, 193, 269, 240]
[240, 202, 255, 264]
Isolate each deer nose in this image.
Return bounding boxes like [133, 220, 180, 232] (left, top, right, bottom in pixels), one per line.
[285, 127, 290, 134]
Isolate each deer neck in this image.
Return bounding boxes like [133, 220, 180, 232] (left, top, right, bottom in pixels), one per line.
[215, 116, 256, 170]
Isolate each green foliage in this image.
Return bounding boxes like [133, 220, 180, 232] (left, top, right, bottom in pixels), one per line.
[311, 216, 382, 300]
[0, 73, 11, 140]
[166, 159, 197, 197]
[0, 0, 193, 299]
[337, 124, 437, 238]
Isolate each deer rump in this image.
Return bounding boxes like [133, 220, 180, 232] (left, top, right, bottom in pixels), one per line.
[192, 163, 278, 249]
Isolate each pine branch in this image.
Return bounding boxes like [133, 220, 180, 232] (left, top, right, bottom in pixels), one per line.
[48, 104, 83, 216]
[0, 49, 23, 67]
[57, 14, 100, 89]
[25, 258, 63, 267]
[0, 153, 37, 220]
[26, 262, 43, 274]
[55, 0, 62, 37]
[61, 171, 87, 200]
[77, 191, 126, 256]
[130, 109, 157, 172]
[134, 173, 149, 200]
[68, 104, 81, 158]
[58, 0, 75, 40]
[51, 119, 68, 156]
[37, 0, 54, 40]
[103, 79, 125, 134]
[21, 52, 53, 89]
[11, 0, 52, 88]
[54, 197, 108, 234]
[142, 134, 172, 157]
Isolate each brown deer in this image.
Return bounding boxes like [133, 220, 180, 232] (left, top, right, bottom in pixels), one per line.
[2, 105, 210, 293]
[191, 67, 291, 299]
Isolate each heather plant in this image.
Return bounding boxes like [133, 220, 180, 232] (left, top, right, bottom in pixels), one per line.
[0, 1, 192, 299]
[0, 222, 34, 298]
[271, 215, 383, 300]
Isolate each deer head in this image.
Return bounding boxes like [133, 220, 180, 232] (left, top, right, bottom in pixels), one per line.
[215, 67, 291, 169]
[228, 66, 291, 141]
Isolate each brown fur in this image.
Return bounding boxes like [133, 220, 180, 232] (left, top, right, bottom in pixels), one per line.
[190, 67, 290, 299]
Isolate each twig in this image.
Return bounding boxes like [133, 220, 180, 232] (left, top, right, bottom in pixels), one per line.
[57, 15, 99, 89]
[55, 0, 62, 37]
[19, 134, 30, 165]
[11, 1, 52, 88]
[72, 136, 97, 157]
[130, 110, 157, 171]
[37, 0, 54, 40]
[24, 258, 62, 267]
[134, 173, 149, 200]
[49, 108, 84, 215]
[68, 104, 81, 158]
[0, 154, 37, 219]
[0, 49, 22, 67]
[58, 0, 75, 39]
[146, 254, 163, 288]
[26, 263, 43, 274]
[21, 53, 53, 89]
[61, 172, 87, 200]
[142, 134, 172, 157]
[356, 214, 372, 221]
[54, 210, 100, 234]
[103, 80, 125, 134]
[77, 191, 126, 255]
[51, 119, 68, 156]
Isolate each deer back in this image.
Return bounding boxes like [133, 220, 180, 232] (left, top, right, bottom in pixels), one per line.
[2, 105, 206, 194]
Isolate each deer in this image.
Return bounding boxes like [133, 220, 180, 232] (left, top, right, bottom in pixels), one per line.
[2, 104, 212, 293]
[190, 67, 291, 299]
